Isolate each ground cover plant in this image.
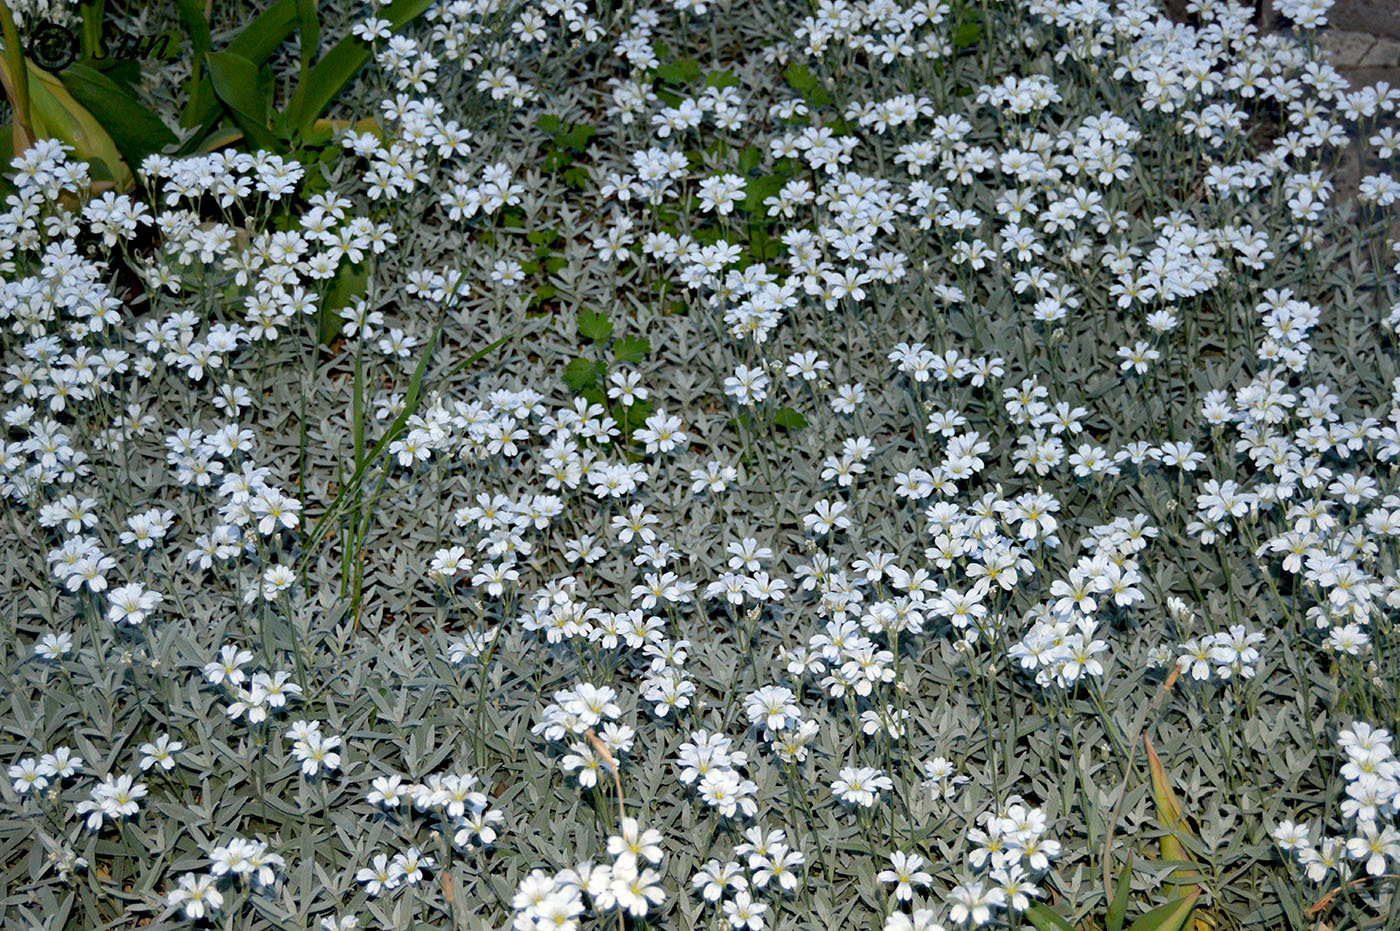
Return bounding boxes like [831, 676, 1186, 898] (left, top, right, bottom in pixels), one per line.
[1, 0, 1400, 928]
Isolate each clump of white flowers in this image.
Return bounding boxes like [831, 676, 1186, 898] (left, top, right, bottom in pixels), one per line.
[1274, 722, 1400, 916]
[166, 836, 286, 920]
[511, 818, 668, 929]
[5, 0, 1400, 927]
[944, 797, 1061, 927]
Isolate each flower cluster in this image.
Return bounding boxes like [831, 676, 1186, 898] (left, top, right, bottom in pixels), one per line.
[511, 818, 668, 928]
[1275, 723, 1400, 895]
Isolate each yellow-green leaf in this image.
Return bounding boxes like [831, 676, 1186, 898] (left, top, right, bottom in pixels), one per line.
[24, 59, 131, 189]
[1127, 891, 1200, 931]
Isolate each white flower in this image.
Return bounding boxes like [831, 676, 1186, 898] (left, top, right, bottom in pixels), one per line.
[138, 735, 183, 772]
[878, 851, 933, 901]
[167, 872, 223, 920]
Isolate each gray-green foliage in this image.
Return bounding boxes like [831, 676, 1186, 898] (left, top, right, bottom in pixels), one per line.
[1, 0, 1399, 929]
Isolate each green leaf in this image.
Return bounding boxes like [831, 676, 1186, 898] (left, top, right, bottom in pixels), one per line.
[288, 0, 436, 136]
[577, 310, 614, 344]
[704, 69, 738, 89]
[205, 50, 279, 151]
[773, 407, 807, 431]
[1107, 852, 1134, 931]
[613, 336, 650, 364]
[440, 332, 513, 382]
[783, 62, 831, 107]
[1271, 877, 1306, 931]
[150, 28, 183, 61]
[1024, 903, 1076, 931]
[614, 399, 653, 435]
[319, 259, 367, 345]
[195, 126, 245, 153]
[1145, 736, 1198, 887]
[1125, 892, 1199, 931]
[562, 358, 603, 393]
[177, 0, 300, 138]
[226, 0, 301, 61]
[88, 58, 143, 89]
[737, 145, 761, 175]
[952, 19, 983, 49]
[57, 63, 178, 167]
[305, 319, 447, 556]
[296, 0, 320, 91]
[747, 226, 782, 263]
[175, 0, 215, 128]
[303, 330, 510, 559]
[654, 57, 701, 86]
[76, 0, 105, 61]
[784, 62, 816, 93]
[557, 122, 595, 150]
[176, 0, 214, 55]
[742, 174, 786, 214]
[562, 165, 591, 189]
[0, 123, 15, 200]
[23, 61, 131, 188]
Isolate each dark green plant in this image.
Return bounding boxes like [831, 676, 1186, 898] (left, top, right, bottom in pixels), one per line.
[20, 0, 438, 188]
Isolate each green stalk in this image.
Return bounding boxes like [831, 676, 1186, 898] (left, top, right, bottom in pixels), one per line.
[0, 2, 32, 144]
[79, 0, 106, 60]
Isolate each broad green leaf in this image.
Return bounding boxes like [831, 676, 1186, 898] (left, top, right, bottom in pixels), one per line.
[613, 336, 649, 364]
[952, 20, 983, 50]
[654, 57, 701, 86]
[296, 0, 320, 90]
[1125, 892, 1199, 931]
[175, 0, 213, 58]
[614, 399, 653, 434]
[180, 0, 298, 132]
[562, 358, 603, 393]
[556, 122, 595, 151]
[1107, 852, 1134, 931]
[205, 51, 278, 151]
[773, 407, 807, 431]
[1024, 903, 1076, 931]
[23, 60, 131, 189]
[1145, 735, 1198, 892]
[742, 174, 786, 214]
[319, 259, 367, 345]
[288, 0, 436, 136]
[175, 0, 215, 129]
[77, 0, 105, 61]
[562, 165, 591, 189]
[226, 0, 301, 61]
[57, 63, 177, 168]
[784, 62, 831, 107]
[87, 58, 143, 89]
[704, 69, 738, 89]
[577, 310, 614, 343]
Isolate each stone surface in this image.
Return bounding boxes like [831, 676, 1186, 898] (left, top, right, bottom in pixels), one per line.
[1327, 0, 1400, 41]
[1320, 31, 1400, 69]
[1160, 1, 1400, 89]
[1254, 1, 1400, 40]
